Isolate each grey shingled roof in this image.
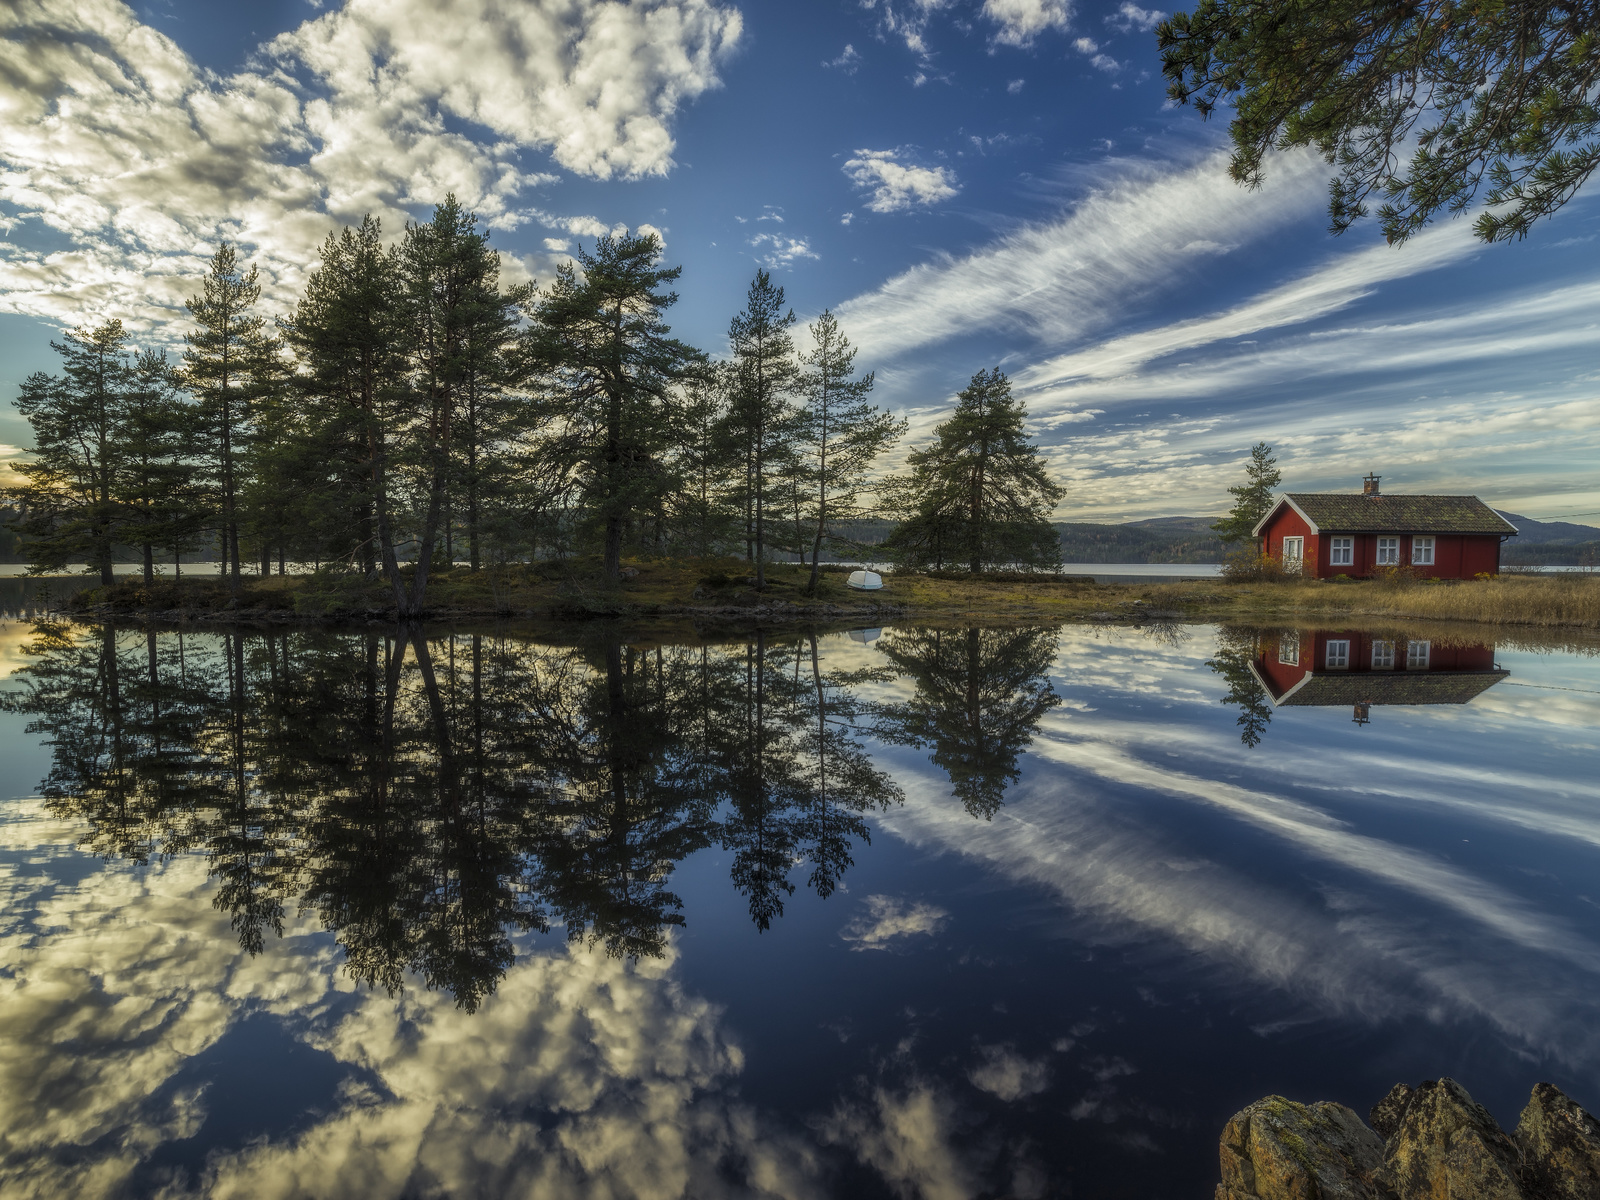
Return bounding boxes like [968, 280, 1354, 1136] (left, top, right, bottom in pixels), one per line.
[1276, 494, 1518, 535]
[1277, 670, 1509, 707]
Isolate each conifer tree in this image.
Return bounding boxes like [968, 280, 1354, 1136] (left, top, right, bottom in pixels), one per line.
[884, 367, 1064, 574]
[9, 321, 135, 582]
[400, 196, 531, 592]
[283, 217, 412, 612]
[725, 271, 799, 589]
[182, 243, 274, 590]
[118, 350, 192, 582]
[1211, 442, 1281, 545]
[795, 309, 905, 594]
[527, 232, 702, 586]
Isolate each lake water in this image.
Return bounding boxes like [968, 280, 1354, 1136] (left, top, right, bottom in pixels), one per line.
[1, 618, 1597, 1199]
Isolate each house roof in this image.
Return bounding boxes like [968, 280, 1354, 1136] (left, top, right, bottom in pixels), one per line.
[1251, 666, 1509, 707]
[1254, 494, 1519, 537]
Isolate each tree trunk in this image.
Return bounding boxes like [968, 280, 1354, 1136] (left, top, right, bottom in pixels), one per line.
[142, 543, 153, 585]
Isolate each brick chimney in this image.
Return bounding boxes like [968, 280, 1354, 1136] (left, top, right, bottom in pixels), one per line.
[1362, 473, 1381, 496]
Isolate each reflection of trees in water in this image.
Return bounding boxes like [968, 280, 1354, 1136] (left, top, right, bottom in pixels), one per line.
[0, 623, 900, 1006]
[1206, 627, 1273, 748]
[874, 626, 1060, 820]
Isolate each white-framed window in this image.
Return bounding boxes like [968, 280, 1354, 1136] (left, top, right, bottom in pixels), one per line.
[1371, 640, 1395, 669]
[1330, 536, 1354, 567]
[1412, 536, 1435, 565]
[1326, 639, 1350, 669]
[1278, 633, 1300, 666]
[1376, 537, 1400, 565]
[1406, 640, 1431, 669]
[1281, 536, 1303, 573]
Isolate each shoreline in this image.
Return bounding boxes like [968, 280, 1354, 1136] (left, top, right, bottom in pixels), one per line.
[14, 562, 1597, 634]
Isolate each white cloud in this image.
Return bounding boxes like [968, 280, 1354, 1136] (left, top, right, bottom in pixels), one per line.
[543, 237, 572, 252]
[748, 234, 819, 268]
[1073, 36, 1098, 52]
[0, 0, 738, 332]
[1105, 2, 1166, 32]
[819, 1081, 978, 1199]
[835, 148, 1328, 363]
[842, 149, 959, 214]
[840, 894, 948, 950]
[1007, 78, 1025, 93]
[982, 0, 1074, 46]
[826, 43, 864, 72]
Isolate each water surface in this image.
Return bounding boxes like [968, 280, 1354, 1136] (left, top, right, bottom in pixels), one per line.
[1, 619, 1596, 1199]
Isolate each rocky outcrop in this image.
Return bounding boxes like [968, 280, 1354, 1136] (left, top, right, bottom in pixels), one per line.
[1216, 1096, 1387, 1200]
[1215, 1080, 1600, 1200]
[1516, 1083, 1600, 1200]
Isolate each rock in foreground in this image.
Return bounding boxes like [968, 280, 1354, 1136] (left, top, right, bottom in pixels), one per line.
[1215, 1079, 1600, 1200]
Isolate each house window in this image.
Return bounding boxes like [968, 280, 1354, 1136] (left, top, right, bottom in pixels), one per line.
[1326, 639, 1350, 669]
[1372, 640, 1395, 669]
[1376, 537, 1400, 565]
[1281, 536, 1303, 572]
[1330, 536, 1353, 567]
[1406, 640, 1431, 669]
[1412, 536, 1435, 565]
[1278, 634, 1299, 666]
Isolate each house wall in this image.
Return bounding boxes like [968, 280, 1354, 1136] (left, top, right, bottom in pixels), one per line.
[1261, 505, 1505, 578]
[1261, 508, 1318, 574]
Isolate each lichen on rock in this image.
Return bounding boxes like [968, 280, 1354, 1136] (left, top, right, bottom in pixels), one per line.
[1215, 1095, 1388, 1200]
[1216, 1080, 1600, 1200]
[1515, 1082, 1600, 1200]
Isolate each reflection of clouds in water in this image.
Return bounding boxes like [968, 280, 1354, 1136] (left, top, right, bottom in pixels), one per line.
[0, 622, 40, 683]
[876, 739, 1600, 1069]
[840, 895, 948, 952]
[819, 1080, 978, 1200]
[0, 802, 831, 1199]
[967, 1044, 1051, 1101]
[0, 803, 347, 1199]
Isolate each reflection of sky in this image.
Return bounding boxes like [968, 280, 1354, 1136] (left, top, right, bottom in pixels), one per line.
[1, 624, 1599, 1197]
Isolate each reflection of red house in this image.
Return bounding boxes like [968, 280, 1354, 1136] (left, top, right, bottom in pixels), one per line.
[1250, 630, 1508, 724]
[1252, 475, 1518, 579]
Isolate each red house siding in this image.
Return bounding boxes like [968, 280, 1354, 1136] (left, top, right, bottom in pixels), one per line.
[1262, 507, 1318, 573]
[1256, 507, 1504, 580]
[1258, 631, 1496, 695]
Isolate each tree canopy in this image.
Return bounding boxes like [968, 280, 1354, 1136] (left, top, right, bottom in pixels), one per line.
[1212, 441, 1282, 544]
[884, 367, 1065, 574]
[1158, 0, 1600, 242]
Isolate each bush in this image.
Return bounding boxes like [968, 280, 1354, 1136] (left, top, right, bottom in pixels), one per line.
[1219, 547, 1287, 582]
[1371, 564, 1425, 589]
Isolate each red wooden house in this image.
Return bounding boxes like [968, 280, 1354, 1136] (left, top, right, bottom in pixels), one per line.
[1252, 475, 1518, 579]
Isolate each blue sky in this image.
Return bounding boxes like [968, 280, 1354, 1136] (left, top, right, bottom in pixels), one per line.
[2, 0, 1598, 521]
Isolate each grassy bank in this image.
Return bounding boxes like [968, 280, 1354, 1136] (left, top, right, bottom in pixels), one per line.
[51, 561, 1600, 630]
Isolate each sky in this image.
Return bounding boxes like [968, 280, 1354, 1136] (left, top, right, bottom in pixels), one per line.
[2, 0, 1598, 522]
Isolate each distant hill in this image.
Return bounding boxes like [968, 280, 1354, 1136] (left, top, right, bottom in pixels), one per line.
[1497, 511, 1600, 565]
[1056, 517, 1226, 564]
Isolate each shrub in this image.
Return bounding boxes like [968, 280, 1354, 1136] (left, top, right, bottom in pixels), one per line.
[1371, 564, 1424, 589]
[1219, 546, 1287, 582]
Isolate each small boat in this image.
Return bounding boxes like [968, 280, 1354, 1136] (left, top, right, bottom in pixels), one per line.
[846, 570, 884, 591]
[848, 627, 883, 644]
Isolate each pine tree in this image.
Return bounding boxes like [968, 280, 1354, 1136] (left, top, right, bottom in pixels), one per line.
[283, 217, 413, 612]
[399, 196, 531, 594]
[724, 271, 799, 589]
[117, 350, 192, 583]
[1211, 442, 1281, 545]
[795, 309, 904, 594]
[9, 321, 135, 582]
[527, 232, 703, 585]
[884, 367, 1064, 574]
[182, 244, 274, 590]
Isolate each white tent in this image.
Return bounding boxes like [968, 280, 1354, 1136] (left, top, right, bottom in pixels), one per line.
[846, 570, 884, 591]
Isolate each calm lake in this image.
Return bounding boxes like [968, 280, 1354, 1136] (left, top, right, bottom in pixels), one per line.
[1, 619, 1597, 1199]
